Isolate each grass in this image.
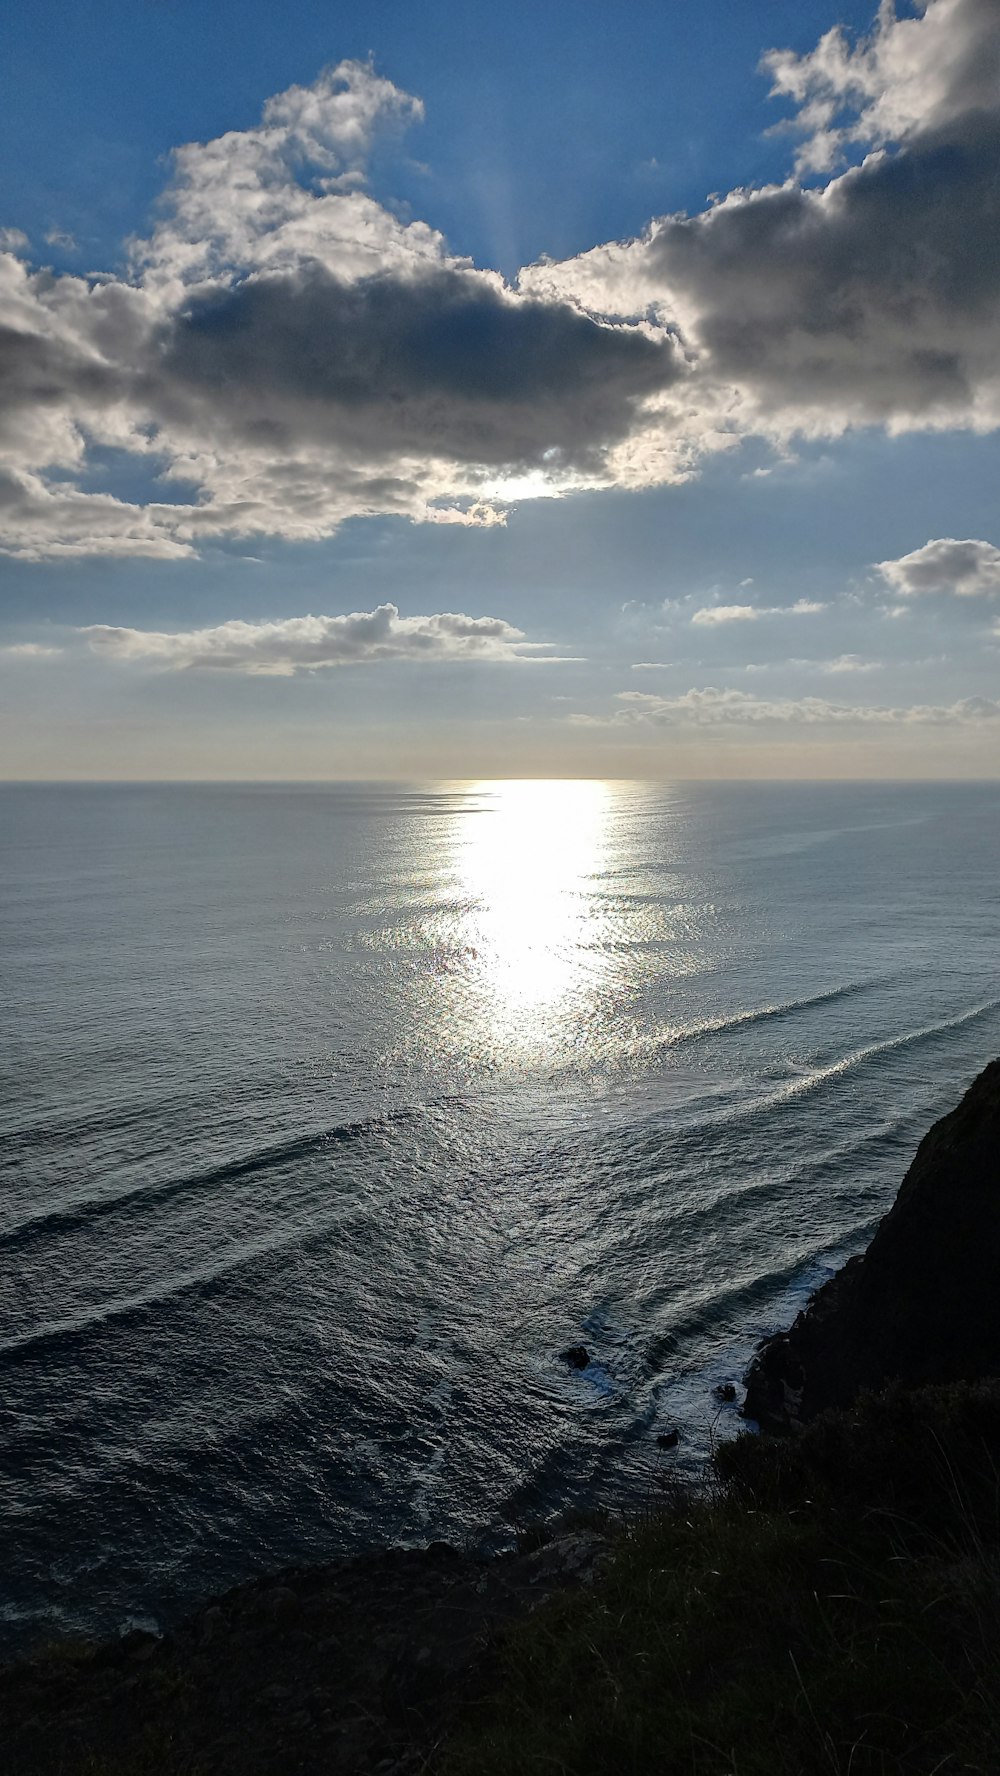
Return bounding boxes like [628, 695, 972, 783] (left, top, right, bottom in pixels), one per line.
[439, 1382, 1000, 1775]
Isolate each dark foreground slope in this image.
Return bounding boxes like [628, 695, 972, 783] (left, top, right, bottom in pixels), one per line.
[442, 1380, 1000, 1776]
[440, 1059, 1000, 1774]
[744, 1057, 1000, 1429]
[9, 1386, 1000, 1776]
[0, 1533, 613, 1776]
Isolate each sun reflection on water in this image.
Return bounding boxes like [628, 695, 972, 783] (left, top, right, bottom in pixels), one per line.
[451, 780, 615, 1057]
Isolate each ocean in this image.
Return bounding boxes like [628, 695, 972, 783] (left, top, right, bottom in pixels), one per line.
[1, 778, 998, 1650]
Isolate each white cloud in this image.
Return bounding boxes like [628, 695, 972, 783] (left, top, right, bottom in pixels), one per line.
[569, 685, 1000, 727]
[134, 60, 428, 291]
[0, 642, 62, 658]
[691, 598, 826, 624]
[0, 470, 198, 562]
[0, 61, 681, 561]
[820, 653, 882, 674]
[763, 0, 1000, 174]
[82, 603, 562, 674]
[876, 537, 1000, 597]
[691, 604, 759, 626]
[741, 655, 883, 674]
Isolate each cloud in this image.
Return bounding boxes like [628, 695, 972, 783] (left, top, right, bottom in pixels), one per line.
[2, 3, 1000, 559]
[0, 469, 197, 561]
[691, 598, 826, 624]
[820, 657, 884, 674]
[817, 653, 882, 674]
[0, 642, 62, 658]
[523, 0, 1000, 437]
[741, 654, 883, 674]
[82, 603, 562, 674]
[690, 604, 759, 626]
[763, 0, 1000, 174]
[154, 262, 678, 475]
[136, 60, 427, 290]
[876, 536, 1000, 596]
[570, 686, 1000, 727]
[0, 61, 681, 560]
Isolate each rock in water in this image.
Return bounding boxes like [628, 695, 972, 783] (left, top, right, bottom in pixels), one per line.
[560, 1345, 590, 1370]
[744, 1058, 1000, 1431]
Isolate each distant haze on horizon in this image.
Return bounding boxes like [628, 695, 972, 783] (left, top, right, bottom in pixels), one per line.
[2, 0, 1000, 780]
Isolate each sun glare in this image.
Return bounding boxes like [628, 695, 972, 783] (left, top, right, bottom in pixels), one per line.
[452, 780, 613, 1054]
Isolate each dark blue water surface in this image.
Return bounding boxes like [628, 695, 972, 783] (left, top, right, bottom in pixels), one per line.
[2, 779, 998, 1648]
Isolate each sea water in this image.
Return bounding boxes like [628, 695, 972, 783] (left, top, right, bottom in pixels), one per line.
[1, 778, 998, 1647]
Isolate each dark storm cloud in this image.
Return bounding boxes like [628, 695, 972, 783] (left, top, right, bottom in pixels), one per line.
[155, 265, 681, 471]
[645, 112, 1000, 422]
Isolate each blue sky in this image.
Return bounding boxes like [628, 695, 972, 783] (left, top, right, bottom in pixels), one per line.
[2, 0, 999, 778]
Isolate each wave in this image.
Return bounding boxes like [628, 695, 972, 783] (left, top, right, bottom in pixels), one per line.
[646, 1114, 915, 1240]
[655, 998, 1000, 1137]
[644, 1219, 880, 1368]
[0, 1107, 422, 1260]
[0, 1066, 308, 1156]
[650, 977, 883, 1052]
[587, 1000, 1000, 1214]
[0, 1200, 366, 1364]
[753, 997, 1000, 1110]
[2, 1097, 181, 1156]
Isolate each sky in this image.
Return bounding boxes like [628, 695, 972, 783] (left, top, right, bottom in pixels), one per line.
[1, 0, 999, 780]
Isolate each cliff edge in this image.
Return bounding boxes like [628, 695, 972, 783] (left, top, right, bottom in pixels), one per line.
[744, 1057, 1000, 1430]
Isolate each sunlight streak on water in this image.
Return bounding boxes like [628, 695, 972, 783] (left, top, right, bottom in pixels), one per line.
[450, 780, 614, 1055]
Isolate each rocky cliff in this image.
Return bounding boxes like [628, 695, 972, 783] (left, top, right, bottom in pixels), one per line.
[744, 1058, 1000, 1430]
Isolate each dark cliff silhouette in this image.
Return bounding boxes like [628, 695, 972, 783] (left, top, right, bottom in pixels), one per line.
[744, 1057, 1000, 1430]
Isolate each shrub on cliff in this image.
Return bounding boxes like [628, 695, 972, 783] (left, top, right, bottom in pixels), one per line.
[717, 1376, 1000, 1535]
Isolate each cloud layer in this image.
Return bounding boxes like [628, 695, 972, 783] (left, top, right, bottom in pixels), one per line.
[576, 686, 1000, 728]
[2, 1, 999, 558]
[83, 603, 554, 673]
